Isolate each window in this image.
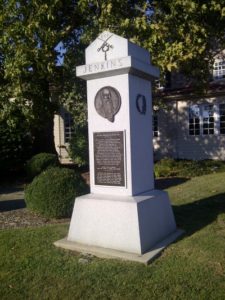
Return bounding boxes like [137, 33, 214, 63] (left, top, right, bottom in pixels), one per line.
[188, 103, 225, 136]
[202, 105, 214, 135]
[220, 104, 225, 134]
[189, 105, 200, 135]
[153, 110, 159, 137]
[213, 59, 225, 80]
[64, 113, 74, 143]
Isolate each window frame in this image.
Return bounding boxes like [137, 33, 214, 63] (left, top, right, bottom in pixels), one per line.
[219, 103, 225, 135]
[213, 58, 225, 80]
[153, 110, 159, 137]
[64, 112, 74, 143]
[188, 103, 225, 136]
[202, 104, 215, 135]
[189, 105, 200, 136]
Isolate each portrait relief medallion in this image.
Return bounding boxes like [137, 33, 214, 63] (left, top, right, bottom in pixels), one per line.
[94, 86, 121, 122]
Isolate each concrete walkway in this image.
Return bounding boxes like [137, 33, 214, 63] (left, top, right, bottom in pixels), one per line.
[0, 186, 24, 200]
[0, 186, 25, 212]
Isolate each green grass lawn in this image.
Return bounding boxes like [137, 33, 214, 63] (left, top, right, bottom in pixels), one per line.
[1, 172, 225, 300]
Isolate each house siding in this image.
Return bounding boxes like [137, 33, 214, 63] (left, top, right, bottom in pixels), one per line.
[153, 101, 178, 160]
[153, 96, 225, 160]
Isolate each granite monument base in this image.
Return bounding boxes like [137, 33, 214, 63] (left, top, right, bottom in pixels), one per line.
[54, 190, 183, 263]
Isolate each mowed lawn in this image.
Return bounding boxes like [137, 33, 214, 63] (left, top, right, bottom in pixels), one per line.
[1, 172, 225, 300]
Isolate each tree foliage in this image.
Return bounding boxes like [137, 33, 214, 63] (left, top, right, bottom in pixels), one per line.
[145, 0, 225, 85]
[1, 0, 225, 99]
[0, 0, 225, 167]
[73, 0, 225, 84]
[0, 100, 33, 172]
[0, 1, 86, 158]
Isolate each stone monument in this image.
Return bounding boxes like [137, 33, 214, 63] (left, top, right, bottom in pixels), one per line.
[55, 31, 183, 264]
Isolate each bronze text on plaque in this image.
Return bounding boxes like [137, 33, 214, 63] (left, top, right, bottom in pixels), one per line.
[94, 131, 125, 186]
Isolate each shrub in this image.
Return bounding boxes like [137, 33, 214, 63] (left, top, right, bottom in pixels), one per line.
[176, 159, 225, 177]
[69, 126, 89, 167]
[26, 152, 59, 180]
[25, 167, 89, 218]
[154, 158, 178, 178]
[154, 158, 225, 178]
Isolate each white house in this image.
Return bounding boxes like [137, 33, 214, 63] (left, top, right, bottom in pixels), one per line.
[152, 50, 225, 160]
[153, 80, 225, 160]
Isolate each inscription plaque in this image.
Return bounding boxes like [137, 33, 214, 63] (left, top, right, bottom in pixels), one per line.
[94, 131, 125, 186]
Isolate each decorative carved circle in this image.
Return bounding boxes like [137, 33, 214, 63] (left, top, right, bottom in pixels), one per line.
[136, 94, 146, 115]
[94, 86, 121, 122]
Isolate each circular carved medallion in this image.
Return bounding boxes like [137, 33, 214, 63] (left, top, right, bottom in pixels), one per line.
[94, 86, 121, 122]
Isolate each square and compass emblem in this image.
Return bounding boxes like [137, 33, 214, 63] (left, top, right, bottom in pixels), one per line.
[97, 33, 114, 61]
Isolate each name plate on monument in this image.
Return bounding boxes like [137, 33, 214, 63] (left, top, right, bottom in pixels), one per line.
[94, 131, 125, 186]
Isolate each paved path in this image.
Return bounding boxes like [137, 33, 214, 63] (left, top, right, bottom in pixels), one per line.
[0, 186, 25, 212]
[0, 187, 24, 199]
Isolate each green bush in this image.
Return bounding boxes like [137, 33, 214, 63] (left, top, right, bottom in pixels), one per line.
[154, 158, 225, 178]
[154, 158, 178, 178]
[25, 167, 89, 218]
[26, 152, 59, 180]
[176, 159, 225, 177]
[69, 126, 89, 167]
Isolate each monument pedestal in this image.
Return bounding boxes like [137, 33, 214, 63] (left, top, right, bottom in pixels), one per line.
[54, 190, 183, 264]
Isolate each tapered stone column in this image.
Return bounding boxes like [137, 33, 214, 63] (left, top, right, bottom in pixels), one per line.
[55, 31, 183, 264]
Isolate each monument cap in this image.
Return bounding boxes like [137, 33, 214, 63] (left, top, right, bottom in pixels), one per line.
[85, 31, 150, 64]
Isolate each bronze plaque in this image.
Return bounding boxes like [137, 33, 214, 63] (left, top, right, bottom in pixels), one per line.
[94, 131, 125, 186]
[94, 86, 121, 122]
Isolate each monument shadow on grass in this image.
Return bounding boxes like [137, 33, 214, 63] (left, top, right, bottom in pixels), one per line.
[173, 192, 225, 237]
[155, 177, 190, 190]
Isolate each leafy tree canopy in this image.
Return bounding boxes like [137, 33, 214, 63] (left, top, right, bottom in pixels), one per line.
[75, 0, 225, 84]
[0, 0, 86, 156]
[1, 0, 225, 90]
[0, 0, 225, 165]
[146, 0, 225, 84]
[1, 0, 224, 104]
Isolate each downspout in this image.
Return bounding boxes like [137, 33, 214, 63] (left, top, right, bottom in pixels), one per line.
[58, 114, 62, 160]
[175, 100, 179, 159]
